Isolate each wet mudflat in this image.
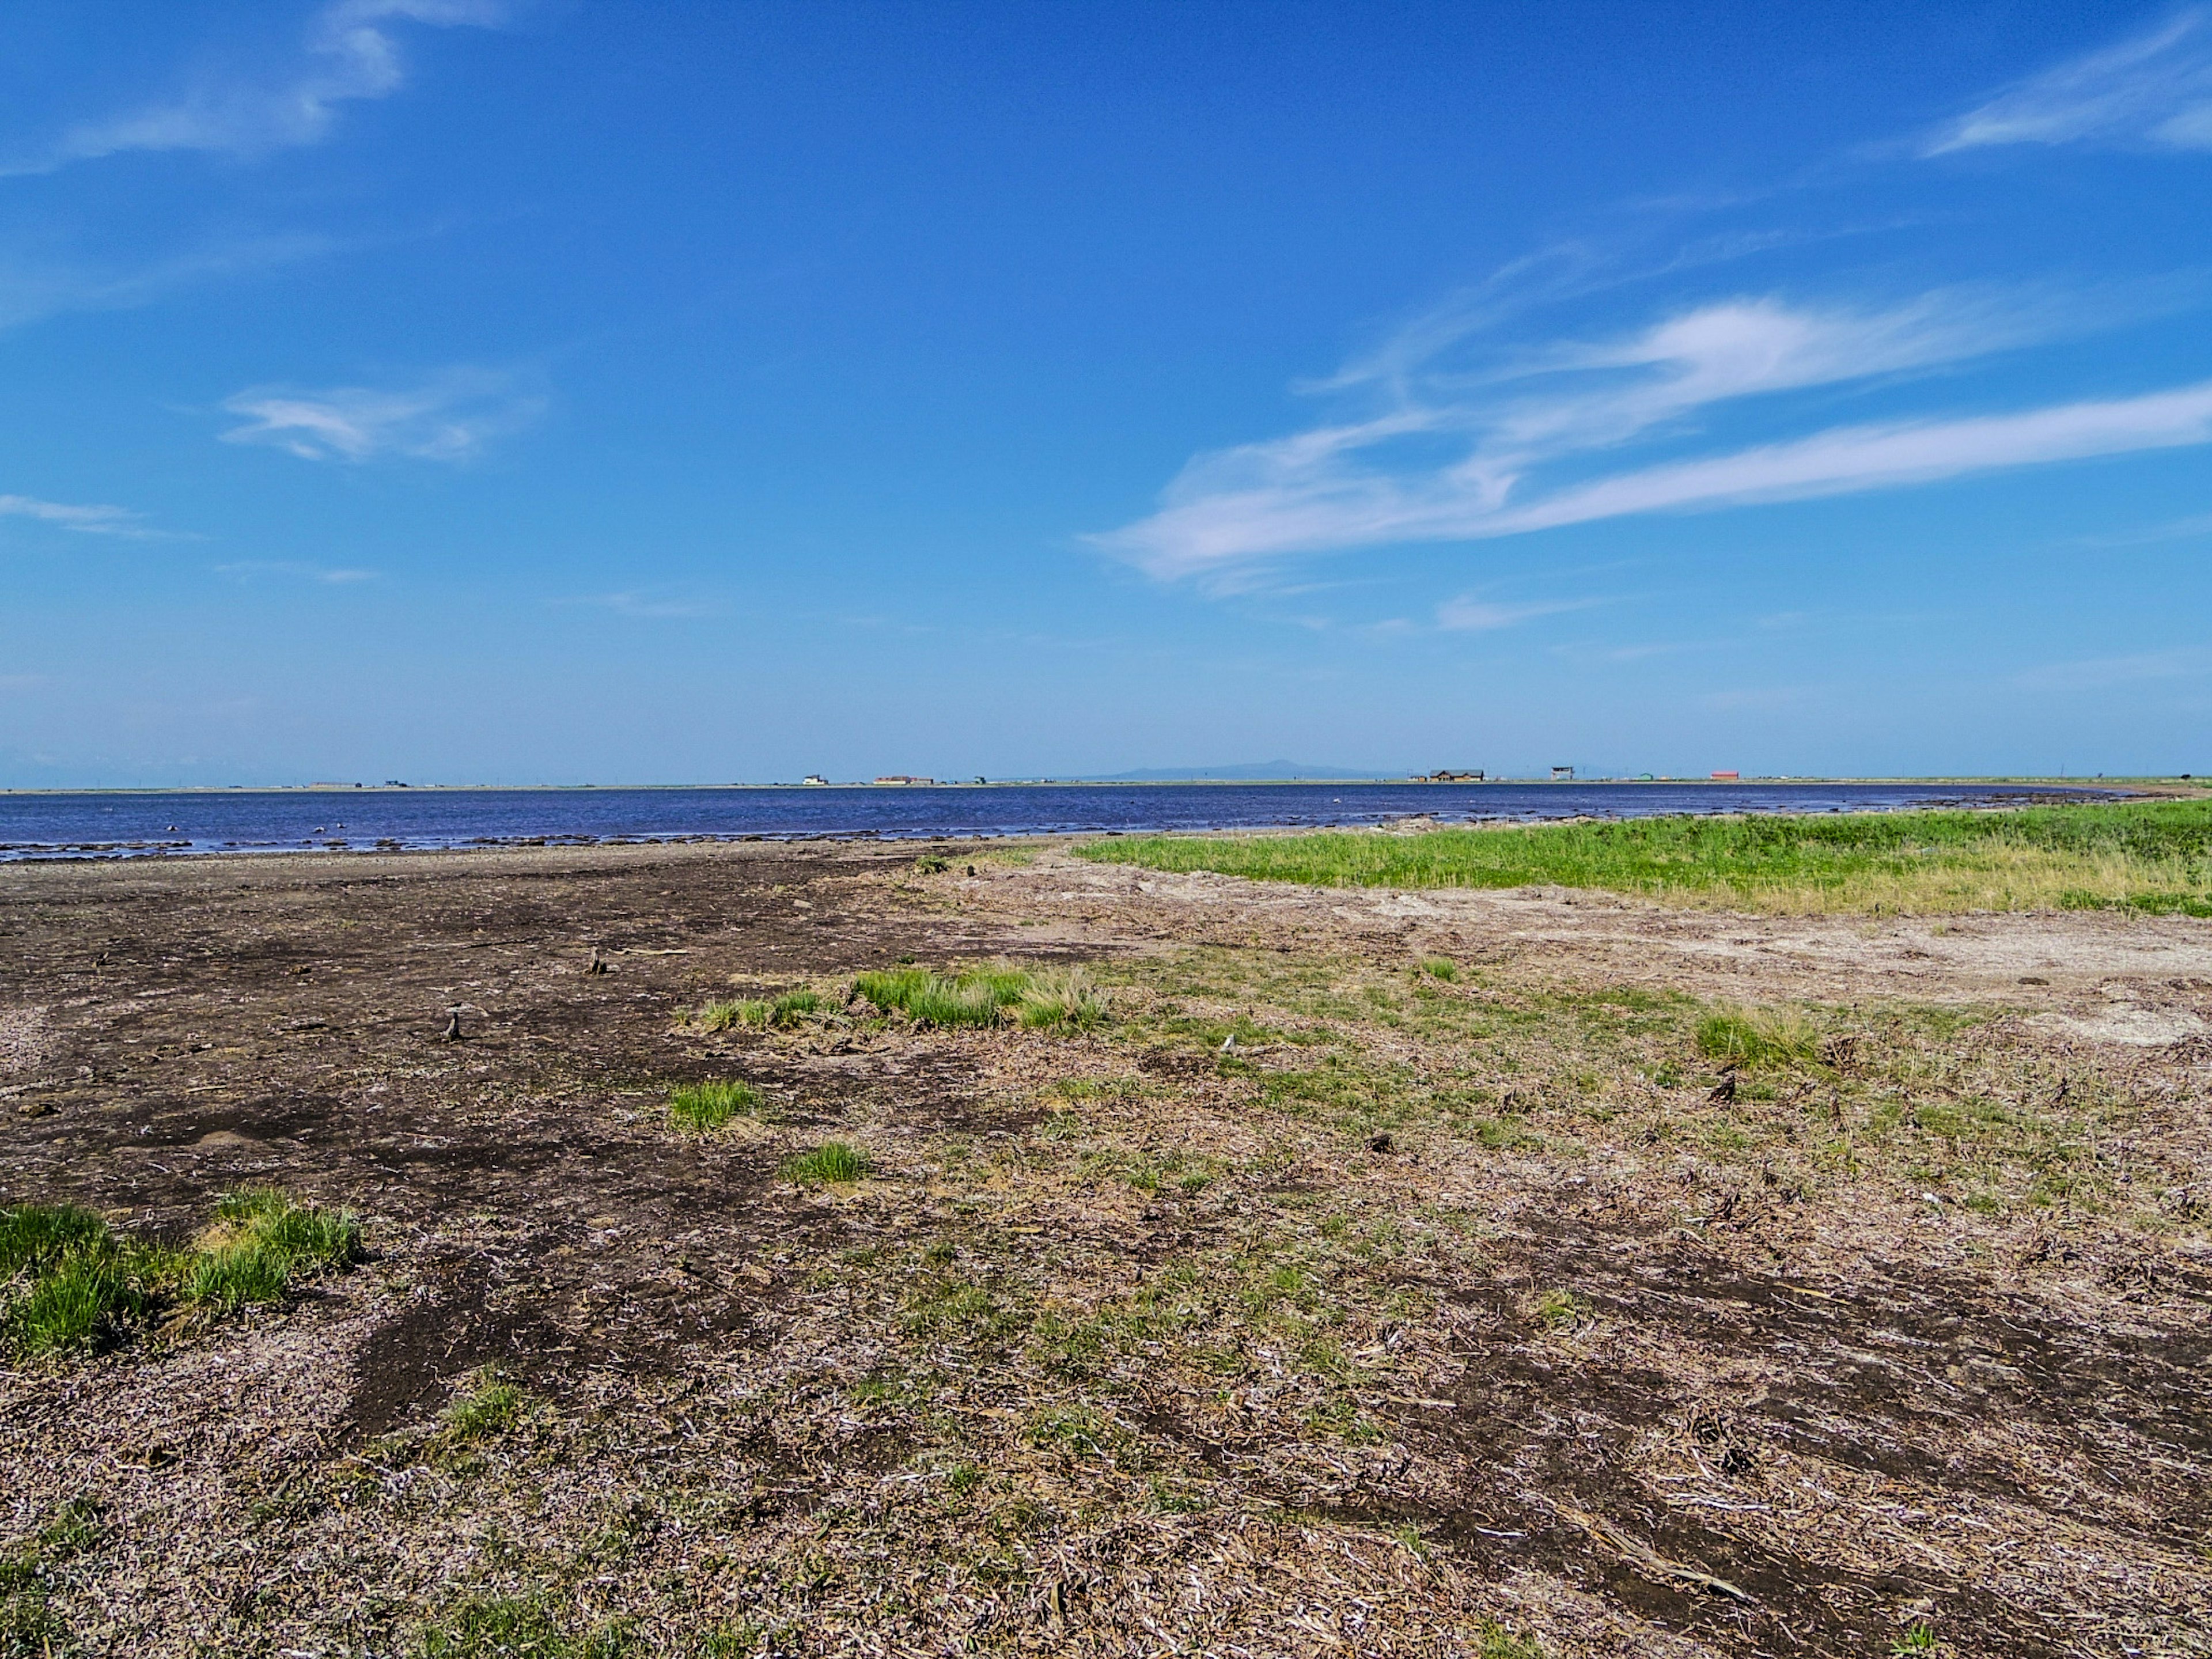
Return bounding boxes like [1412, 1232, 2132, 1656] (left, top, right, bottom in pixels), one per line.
[1, 840, 2207, 1656]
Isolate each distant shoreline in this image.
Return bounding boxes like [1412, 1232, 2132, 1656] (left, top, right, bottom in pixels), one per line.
[0, 775, 2195, 797]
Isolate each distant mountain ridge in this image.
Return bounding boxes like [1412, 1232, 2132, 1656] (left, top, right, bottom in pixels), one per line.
[1091, 761, 1384, 781]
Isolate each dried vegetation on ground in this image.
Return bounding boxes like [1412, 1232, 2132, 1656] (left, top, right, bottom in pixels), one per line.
[0, 840, 2207, 1657]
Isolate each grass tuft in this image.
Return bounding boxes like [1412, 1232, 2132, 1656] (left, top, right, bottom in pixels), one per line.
[781, 1141, 870, 1184]
[0, 1203, 109, 1278]
[857, 962, 1107, 1031]
[1695, 1006, 1819, 1071]
[1014, 967, 1111, 1031]
[441, 1370, 528, 1442]
[187, 1189, 361, 1314]
[3, 1190, 358, 1357]
[1479, 1624, 1546, 1659]
[694, 989, 823, 1033]
[668, 1079, 763, 1131]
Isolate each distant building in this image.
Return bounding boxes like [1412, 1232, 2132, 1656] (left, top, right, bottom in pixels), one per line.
[802, 774, 829, 786]
[873, 775, 935, 786]
[1710, 770, 1740, 780]
[1550, 765, 1574, 781]
[1416, 769, 1483, 782]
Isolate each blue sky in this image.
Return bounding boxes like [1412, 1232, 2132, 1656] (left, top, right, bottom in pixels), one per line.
[2, 1, 2209, 785]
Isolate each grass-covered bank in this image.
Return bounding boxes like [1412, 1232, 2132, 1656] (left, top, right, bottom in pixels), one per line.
[1075, 797, 2212, 915]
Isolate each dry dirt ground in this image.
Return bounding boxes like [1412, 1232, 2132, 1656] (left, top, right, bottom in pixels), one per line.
[1, 840, 2208, 1658]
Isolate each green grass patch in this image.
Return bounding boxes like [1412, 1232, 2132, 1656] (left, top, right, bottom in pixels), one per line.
[694, 989, 823, 1032]
[668, 1078, 763, 1131]
[1013, 967, 1109, 1031]
[1479, 1624, 1547, 1659]
[1695, 1006, 1819, 1071]
[1077, 798, 2212, 915]
[187, 1188, 362, 1315]
[781, 1141, 870, 1184]
[2, 1190, 358, 1358]
[857, 962, 1109, 1031]
[440, 1370, 528, 1443]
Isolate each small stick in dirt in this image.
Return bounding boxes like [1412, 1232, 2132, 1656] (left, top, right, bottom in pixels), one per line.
[443, 1009, 463, 1041]
[1558, 1505, 1751, 1604]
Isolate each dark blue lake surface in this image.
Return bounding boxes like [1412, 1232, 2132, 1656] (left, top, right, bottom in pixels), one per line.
[0, 782, 2115, 861]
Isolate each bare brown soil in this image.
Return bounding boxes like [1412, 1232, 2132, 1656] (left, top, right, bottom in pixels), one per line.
[1, 840, 2208, 1657]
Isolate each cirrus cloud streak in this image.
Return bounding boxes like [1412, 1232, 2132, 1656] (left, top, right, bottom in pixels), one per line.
[219, 368, 543, 463]
[0, 1, 509, 177]
[1093, 285, 2205, 582]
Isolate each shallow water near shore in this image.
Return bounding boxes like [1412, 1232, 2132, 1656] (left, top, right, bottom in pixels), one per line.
[0, 780, 2118, 860]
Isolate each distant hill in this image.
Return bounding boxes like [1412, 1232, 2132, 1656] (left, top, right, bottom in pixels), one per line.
[1092, 761, 1385, 782]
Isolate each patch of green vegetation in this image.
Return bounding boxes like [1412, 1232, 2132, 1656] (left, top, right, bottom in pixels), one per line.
[1014, 967, 1111, 1031]
[187, 1188, 362, 1314]
[1889, 1624, 1938, 1657]
[781, 1141, 870, 1184]
[667, 1078, 762, 1131]
[696, 1622, 778, 1657]
[2, 1189, 357, 1357]
[694, 990, 823, 1032]
[856, 962, 1110, 1032]
[0, 1203, 145, 1358]
[857, 965, 1016, 1028]
[1478, 1623, 1546, 1659]
[440, 1370, 528, 1444]
[31, 1501, 102, 1563]
[1418, 956, 1459, 981]
[0, 1497, 104, 1654]
[0, 1582, 67, 1659]
[1077, 798, 2212, 916]
[1696, 1006, 1819, 1071]
[1530, 1287, 1588, 1330]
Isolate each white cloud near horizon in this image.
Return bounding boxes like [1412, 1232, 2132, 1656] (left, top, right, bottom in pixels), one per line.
[1923, 9, 2212, 154]
[1434, 594, 1597, 631]
[214, 560, 377, 583]
[2014, 646, 2212, 690]
[0, 0, 507, 177]
[1093, 285, 2190, 582]
[219, 368, 542, 462]
[0, 493, 153, 536]
[552, 592, 719, 620]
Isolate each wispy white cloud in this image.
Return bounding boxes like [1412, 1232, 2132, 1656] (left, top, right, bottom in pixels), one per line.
[1094, 284, 2151, 582]
[219, 368, 542, 462]
[2074, 507, 2212, 546]
[2015, 646, 2212, 690]
[214, 560, 377, 583]
[1923, 10, 2212, 155]
[554, 592, 719, 620]
[1477, 378, 2212, 535]
[0, 493, 155, 537]
[1, 1, 509, 177]
[0, 234, 342, 335]
[1434, 594, 1598, 631]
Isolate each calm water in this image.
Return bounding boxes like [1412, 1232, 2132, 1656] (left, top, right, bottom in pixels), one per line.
[0, 782, 2113, 861]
